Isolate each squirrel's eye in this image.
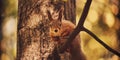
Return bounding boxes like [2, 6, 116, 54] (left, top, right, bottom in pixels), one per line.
[54, 29, 58, 32]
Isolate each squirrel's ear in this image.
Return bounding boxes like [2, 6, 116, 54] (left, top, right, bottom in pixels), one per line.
[58, 7, 64, 21]
[47, 10, 53, 21]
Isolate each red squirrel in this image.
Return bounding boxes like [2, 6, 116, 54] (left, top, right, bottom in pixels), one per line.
[48, 9, 86, 60]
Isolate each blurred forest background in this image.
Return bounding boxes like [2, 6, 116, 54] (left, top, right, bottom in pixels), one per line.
[0, 0, 120, 60]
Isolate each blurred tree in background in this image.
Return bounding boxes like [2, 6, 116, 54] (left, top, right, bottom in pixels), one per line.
[0, 0, 120, 60]
[0, 0, 17, 60]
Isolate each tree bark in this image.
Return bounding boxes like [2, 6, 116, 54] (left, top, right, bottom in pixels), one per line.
[17, 0, 76, 60]
[64, 0, 76, 24]
[17, 0, 53, 60]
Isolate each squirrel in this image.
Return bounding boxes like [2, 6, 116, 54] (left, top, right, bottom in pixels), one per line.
[47, 8, 86, 60]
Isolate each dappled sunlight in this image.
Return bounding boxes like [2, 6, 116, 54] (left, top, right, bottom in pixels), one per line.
[77, 0, 120, 60]
[1, 17, 17, 60]
[103, 11, 115, 28]
[2, 17, 17, 37]
[87, 9, 99, 24]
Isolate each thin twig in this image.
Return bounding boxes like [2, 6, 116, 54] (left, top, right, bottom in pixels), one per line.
[59, 0, 92, 53]
[83, 27, 120, 57]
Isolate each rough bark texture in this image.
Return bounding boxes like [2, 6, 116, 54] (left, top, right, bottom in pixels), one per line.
[18, 0, 53, 60]
[17, 0, 76, 60]
[64, 0, 76, 24]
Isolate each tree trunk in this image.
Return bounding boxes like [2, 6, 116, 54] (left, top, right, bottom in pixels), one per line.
[17, 0, 76, 60]
[64, 0, 76, 24]
[17, 0, 52, 59]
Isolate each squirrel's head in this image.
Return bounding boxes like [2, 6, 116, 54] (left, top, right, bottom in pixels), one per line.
[47, 8, 63, 38]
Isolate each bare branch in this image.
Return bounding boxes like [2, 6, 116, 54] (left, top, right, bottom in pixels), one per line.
[59, 0, 92, 53]
[59, 0, 120, 57]
[83, 27, 120, 57]
[78, 0, 92, 26]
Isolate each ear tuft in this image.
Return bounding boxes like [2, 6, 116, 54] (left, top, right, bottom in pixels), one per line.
[47, 10, 53, 21]
[58, 7, 64, 21]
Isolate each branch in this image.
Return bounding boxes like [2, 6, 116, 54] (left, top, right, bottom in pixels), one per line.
[59, 0, 120, 57]
[59, 0, 92, 53]
[78, 0, 92, 26]
[83, 27, 120, 57]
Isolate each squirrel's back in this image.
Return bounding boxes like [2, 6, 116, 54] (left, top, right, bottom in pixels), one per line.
[61, 20, 75, 37]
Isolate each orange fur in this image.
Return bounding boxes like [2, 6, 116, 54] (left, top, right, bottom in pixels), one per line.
[48, 9, 86, 60]
[49, 19, 86, 60]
